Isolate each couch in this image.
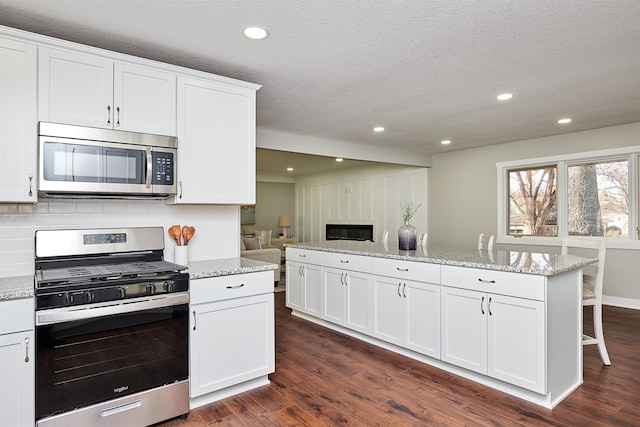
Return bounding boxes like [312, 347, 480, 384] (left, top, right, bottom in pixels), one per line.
[240, 225, 281, 284]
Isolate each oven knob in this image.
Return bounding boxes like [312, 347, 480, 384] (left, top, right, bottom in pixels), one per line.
[116, 287, 126, 299]
[62, 292, 73, 305]
[83, 291, 94, 303]
[163, 281, 175, 292]
[146, 284, 156, 295]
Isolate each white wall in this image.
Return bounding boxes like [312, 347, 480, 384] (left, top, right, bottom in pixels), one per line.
[0, 199, 240, 277]
[255, 181, 296, 237]
[428, 122, 640, 308]
[294, 165, 428, 243]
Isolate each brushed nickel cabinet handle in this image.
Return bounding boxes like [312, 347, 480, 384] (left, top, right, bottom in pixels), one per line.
[179, 181, 183, 199]
[488, 297, 493, 316]
[396, 267, 409, 272]
[226, 283, 245, 289]
[24, 336, 30, 362]
[478, 278, 496, 284]
[403, 283, 407, 298]
[116, 106, 120, 127]
[192, 310, 197, 331]
[340, 259, 349, 263]
[397, 282, 402, 297]
[107, 105, 111, 126]
[481, 296, 485, 315]
[28, 174, 33, 197]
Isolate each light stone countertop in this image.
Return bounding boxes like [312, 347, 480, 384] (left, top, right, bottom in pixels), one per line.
[286, 241, 597, 276]
[186, 257, 278, 280]
[0, 275, 34, 301]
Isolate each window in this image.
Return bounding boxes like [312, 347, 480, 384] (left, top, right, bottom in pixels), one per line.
[567, 160, 628, 238]
[508, 166, 557, 236]
[497, 146, 640, 248]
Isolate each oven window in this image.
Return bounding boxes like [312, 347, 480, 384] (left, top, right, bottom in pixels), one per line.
[35, 304, 188, 420]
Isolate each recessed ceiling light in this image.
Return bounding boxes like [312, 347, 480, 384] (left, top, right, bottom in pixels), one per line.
[373, 126, 385, 132]
[335, 158, 344, 162]
[286, 167, 294, 172]
[441, 140, 451, 145]
[496, 93, 513, 101]
[243, 26, 269, 40]
[558, 118, 572, 124]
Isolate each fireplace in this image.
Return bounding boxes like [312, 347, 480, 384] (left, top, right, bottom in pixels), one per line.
[326, 224, 374, 242]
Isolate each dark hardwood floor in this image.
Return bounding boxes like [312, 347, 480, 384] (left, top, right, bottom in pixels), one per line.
[161, 292, 640, 426]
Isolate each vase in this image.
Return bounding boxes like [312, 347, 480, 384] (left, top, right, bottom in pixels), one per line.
[398, 220, 417, 250]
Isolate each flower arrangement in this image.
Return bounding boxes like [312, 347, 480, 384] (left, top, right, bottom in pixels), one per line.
[401, 202, 421, 223]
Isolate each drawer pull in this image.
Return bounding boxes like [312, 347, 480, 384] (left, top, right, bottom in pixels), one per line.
[24, 337, 30, 363]
[226, 283, 245, 289]
[396, 267, 409, 272]
[340, 260, 349, 263]
[299, 254, 307, 257]
[478, 278, 496, 284]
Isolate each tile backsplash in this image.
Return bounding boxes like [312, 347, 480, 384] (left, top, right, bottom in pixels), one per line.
[0, 199, 240, 277]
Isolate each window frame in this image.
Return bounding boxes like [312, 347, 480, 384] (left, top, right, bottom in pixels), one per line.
[497, 146, 640, 250]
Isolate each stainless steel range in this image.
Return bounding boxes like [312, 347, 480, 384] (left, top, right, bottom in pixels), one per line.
[34, 227, 189, 427]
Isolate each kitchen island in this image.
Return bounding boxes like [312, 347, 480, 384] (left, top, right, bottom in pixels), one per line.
[285, 240, 596, 409]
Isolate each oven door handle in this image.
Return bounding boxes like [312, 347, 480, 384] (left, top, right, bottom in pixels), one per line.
[36, 293, 189, 325]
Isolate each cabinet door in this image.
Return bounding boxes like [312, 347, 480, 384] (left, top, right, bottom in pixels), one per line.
[372, 276, 403, 345]
[190, 293, 274, 398]
[38, 47, 113, 128]
[344, 271, 371, 334]
[441, 286, 487, 374]
[286, 261, 304, 311]
[175, 76, 256, 204]
[405, 280, 440, 358]
[114, 62, 176, 135]
[0, 330, 34, 427]
[488, 294, 546, 393]
[322, 268, 345, 325]
[303, 264, 322, 317]
[0, 38, 37, 202]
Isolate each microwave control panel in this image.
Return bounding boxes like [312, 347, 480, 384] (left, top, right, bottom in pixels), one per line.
[152, 152, 174, 185]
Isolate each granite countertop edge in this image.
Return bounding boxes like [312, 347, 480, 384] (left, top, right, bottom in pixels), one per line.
[187, 257, 279, 280]
[0, 276, 35, 301]
[286, 242, 596, 276]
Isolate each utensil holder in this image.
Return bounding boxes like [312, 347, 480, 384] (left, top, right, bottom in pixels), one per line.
[175, 246, 189, 265]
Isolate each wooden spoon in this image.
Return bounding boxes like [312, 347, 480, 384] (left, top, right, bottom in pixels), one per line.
[182, 226, 189, 246]
[185, 226, 195, 245]
[169, 224, 182, 246]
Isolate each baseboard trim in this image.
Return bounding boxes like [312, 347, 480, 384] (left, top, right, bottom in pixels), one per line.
[603, 296, 640, 310]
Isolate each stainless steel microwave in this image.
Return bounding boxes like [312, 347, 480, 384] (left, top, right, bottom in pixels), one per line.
[38, 122, 177, 198]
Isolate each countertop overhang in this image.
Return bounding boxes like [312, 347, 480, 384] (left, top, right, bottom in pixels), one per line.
[285, 241, 597, 276]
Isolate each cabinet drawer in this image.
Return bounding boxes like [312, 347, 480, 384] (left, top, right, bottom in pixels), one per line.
[191, 271, 272, 304]
[371, 257, 440, 283]
[287, 248, 322, 265]
[0, 298, 34, 335]
[441, 265, 545, 301]
[322, 252, 371, 272]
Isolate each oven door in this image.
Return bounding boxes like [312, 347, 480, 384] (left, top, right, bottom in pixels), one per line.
[35, 294, 189, 421]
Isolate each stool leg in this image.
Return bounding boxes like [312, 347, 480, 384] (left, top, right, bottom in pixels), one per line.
[593, 302, 611, 365]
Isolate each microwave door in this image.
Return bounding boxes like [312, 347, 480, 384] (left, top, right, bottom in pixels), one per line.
[103, 146, 148, 191]
[42, 142, 104, 183]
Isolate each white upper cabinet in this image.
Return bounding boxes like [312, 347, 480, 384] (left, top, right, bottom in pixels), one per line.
[0, 37, 37, 203]
[38, 47, 176, 135]
[172, 76, 257, 204]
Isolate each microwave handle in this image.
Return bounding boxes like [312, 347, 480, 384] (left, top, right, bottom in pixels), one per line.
[145, 147, 152, 188]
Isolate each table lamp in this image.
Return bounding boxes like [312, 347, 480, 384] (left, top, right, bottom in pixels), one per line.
[278, 215, 291, 238]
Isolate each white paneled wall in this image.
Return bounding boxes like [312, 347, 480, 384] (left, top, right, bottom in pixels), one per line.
[0, 200, 240, 277]
[295, 165, 428, 243]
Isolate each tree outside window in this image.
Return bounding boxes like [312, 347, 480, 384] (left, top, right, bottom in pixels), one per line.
[568, 160, 628, 238]
[508, 166, 557, 236]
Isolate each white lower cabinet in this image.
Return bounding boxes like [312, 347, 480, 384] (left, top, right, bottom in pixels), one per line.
[372, 276, 440, 358]
[322, 267, 371, 334]
[286, 261, 322, 317]
[441, 286, 546, 394]
[189, 271, 274, 406]
[0, 298, 34, 427]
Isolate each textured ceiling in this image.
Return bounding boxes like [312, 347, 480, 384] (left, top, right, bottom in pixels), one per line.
[1, 0, 639, 174]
